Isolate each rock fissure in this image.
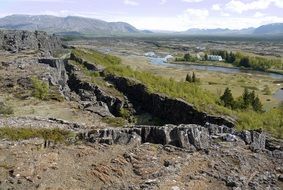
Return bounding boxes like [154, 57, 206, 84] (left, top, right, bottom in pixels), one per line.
[106, 75, 235, 127]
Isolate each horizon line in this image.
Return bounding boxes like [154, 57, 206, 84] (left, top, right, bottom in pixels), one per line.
[0, 13, 282, 32]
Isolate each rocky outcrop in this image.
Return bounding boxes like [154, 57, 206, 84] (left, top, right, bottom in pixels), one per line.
[106, 75, 235, 127]
[238, 130, 266, 151]
[38, 58, 70, 97]
[65, 61, 125, 117]
[80, 125, 210, 151]
[79, 124, 272, 152]
[0, 30, 62, 55]
[70, 52, 104, 72]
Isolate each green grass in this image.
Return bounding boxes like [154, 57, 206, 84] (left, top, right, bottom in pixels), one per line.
[237, 109, 283, 138]
[30, 76, 65, 101]
[69, 60, 124, 99]
[72, 48, 283, 138]
[102, 117, 128, 127]
[0, 127, 74, 142]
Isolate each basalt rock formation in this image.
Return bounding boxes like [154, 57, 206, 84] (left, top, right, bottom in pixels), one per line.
[106, 75, 235, 127]
[79, 124, 274, 153]
[38, 58, 71, 97]
[65, 60, 130, 117]
[0, 30, 62, 55]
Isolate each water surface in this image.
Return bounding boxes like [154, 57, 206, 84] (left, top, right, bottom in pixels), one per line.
[149, 57, 283, 80]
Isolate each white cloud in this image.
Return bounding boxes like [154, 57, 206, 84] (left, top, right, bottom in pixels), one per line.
[113, 14, 283, 31]
[220, 12, 230, 17]
[182, 0, 203, 3]
[160, 0, 167, 5]
[254, 12, 265, 18]
[123, 0, 139, 6]
[11, 0, 67, 2]
[212, 4, 221, 11]
[225, 0, 283, 14]
[184, 8, 209, 19]
[225, 0, 270, 14]
[274, 0, 283, 8]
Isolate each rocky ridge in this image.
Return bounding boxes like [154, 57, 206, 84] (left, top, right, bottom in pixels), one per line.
[0, 30, 62, 55]
[70, 52, 235, 127]
[79, 124, 264, 151]
[0, 30, 283, 190]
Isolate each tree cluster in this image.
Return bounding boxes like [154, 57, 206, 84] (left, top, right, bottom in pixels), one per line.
[236, 54, 282, 71]
[186, 72, 199, 83]
[183, 53, 197, 62]
[208, 50, 283, 71]
[220, 87, 263, 112]
[209, 50, 236, 63]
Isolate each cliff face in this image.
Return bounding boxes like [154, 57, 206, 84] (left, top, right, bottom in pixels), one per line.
[106, 75, 235, 127]
[69, 53, 235, 127]
[0, 30, 62, 55]
[38, 58, 71, 98]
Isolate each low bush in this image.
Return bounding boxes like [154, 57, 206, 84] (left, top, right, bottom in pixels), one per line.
[31, 76, 49, 100]
[0, 127, 73, 142]
[0, 102, 13, 115]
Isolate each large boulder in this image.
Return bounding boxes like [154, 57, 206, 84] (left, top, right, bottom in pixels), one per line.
[238, 130, 266, 151]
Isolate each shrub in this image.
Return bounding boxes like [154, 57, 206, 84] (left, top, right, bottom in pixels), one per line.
[0, 102, 13, 115]
[118, 108, 131, 120]
[263, 86, 272, 95]
[31, 76, 49, 100]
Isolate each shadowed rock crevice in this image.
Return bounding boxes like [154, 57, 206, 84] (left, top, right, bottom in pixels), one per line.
[106, 75, 235, 127]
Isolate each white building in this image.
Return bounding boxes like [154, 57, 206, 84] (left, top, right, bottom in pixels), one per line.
[144, 52, 157, 57]
[208, 55, 223, 61]
[164, 55, 174, 62]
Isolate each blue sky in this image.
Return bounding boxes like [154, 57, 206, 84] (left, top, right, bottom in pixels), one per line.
[0, 0, 283, 30]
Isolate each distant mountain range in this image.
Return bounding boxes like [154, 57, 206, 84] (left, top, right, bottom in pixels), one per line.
[0, 15, 141, 36]
[0, 14, 282, 36]
[182, 23, 283, 36]
[182, 28, 256, 35]
[253, 23, 283, 35]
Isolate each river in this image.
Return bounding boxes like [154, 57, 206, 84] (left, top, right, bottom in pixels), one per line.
[148, 57, 283, 80]
[148, 57, 283, 101]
